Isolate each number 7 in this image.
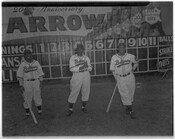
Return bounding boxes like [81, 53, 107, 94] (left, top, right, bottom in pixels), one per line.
[107, 40, 114, 49]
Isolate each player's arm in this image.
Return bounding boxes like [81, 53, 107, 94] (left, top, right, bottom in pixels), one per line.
[110, 56, 118, 81]
[112, 72, 118, 81]
[39, 76, 44, 89]
[37, 62, 44, 81]
[85, 57, 92, 71]
[132, 56, 139, 72]
[16, 64, 25, 93]
[132, 63, 138, 72]
[36, 61, 45, 88]
[69, 56, 80, 72]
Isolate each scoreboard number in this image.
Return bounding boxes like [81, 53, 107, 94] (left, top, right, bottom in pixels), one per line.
[137, 37, 157, 46]
[85, 40, 93, 50]
[148, 37, 157, 46]
[138, 37, 147, 46]
[96, 40, 104, 49]
[50, 43, 57, 52]
[40, 43, 45, 53]
[107, 39, 114, 49]
[128, 38, 136, 47]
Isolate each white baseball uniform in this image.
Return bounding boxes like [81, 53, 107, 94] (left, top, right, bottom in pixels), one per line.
[68, 54, 92, 103]
[110, 53, 138, 106]
[17, 60, 44, 109]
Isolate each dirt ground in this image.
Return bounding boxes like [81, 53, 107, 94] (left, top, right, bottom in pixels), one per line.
[2, 72, 173, 136]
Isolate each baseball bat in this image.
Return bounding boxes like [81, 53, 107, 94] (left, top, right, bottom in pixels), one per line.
[85, 41, 87, 59]
[22, 93, 38, 124]
[106, 83, 118, 113]
[70, 62, 85, 69]
[84, 41, 90, 71]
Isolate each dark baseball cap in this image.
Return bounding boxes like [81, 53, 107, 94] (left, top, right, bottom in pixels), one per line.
[24, 49, 32, 55]
[75, 44, 85, 51]
[118, 43, 126, 48]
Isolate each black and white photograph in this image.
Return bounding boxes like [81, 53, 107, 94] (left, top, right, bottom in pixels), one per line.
[2, 1, 173, 137]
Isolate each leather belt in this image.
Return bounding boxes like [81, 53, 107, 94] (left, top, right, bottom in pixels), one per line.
[79, 69, 88, 72]
[119, 72, 130, 77]
[26, 79, 37, 81]
[79, 70, 86, 72]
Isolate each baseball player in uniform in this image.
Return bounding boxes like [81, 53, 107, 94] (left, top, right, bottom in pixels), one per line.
[110, 43, 139, 119]
[66, 44, 92, 116]
[17, 49, 44, 118]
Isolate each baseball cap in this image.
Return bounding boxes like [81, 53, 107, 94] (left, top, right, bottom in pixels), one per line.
[24, 49, 32, 55]
[75, 44, 85, 51]
[118, 43, 126, 48]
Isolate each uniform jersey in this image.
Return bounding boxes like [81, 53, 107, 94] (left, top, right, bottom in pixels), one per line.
[110, 53, 138, 75]
[69, 54, 92, 72]
[17, 60, 44, 80]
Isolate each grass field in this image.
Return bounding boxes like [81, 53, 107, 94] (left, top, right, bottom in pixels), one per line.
[2, 72, 173, 136]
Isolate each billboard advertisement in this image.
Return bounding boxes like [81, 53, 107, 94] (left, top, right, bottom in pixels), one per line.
[2, 3, 173, 82]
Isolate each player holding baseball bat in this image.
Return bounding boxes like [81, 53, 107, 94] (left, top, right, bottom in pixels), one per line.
[17, 49, 44, 123]
[66, 44, 92, 116]
[109, 43, 139, 119]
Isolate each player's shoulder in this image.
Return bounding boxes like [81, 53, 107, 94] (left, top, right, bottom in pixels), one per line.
[126, 53, 135, 57]
[70, 54, 78, 59]
[32, 60, 42, 66]
[112, 54, 119, 59]
[84, 55, 90, 59]
[21, 60, 30, 65]
[31, 60, 38, 64]
[34, 60, 39, 63]
[19, 61, 26, 66]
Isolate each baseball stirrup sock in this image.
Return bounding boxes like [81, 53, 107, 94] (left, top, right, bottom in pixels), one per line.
[82, 101, 87, 107]
[126, 105, 132, 111]
[37, 106, 41, 110]
[68, 103, 74, 111]
[68, 103, 73, 108]
[25, 108, 29, 114]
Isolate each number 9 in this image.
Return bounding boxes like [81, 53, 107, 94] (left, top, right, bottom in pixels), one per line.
[128, 38, 136, 47]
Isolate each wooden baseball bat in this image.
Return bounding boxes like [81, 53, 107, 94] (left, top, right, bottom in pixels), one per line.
[69, 62, 85, 69]
[84, 42, 90, 70]
[106, 83, 118, 113]
[85, 42, 87, 59]
[22, 93, 38, 124]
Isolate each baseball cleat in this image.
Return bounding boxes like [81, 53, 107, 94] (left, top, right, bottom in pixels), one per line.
[129, 111, 136, 119]
[66, 110, 73, 116]
[81, 107, 88, 113]
[126, 108, 130, 115]
[23, 113, 30, 120]
[38, 110, 42, 116]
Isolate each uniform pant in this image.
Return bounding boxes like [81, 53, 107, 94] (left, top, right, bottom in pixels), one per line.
[23, 79, 42, 109]
[116, 73, 135, 106]
[68, 71, 91, 103]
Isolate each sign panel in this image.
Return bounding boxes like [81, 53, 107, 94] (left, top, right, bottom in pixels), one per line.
[2, 36, 173, 82]
[2, 6, 173, 82]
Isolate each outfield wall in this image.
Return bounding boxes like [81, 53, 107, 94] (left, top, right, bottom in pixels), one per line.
[2, 36, 173, 82]
[2, 3, 173, 82]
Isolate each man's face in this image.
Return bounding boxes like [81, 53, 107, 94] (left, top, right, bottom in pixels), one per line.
[118, 44, 126, 55]
[77, 48, 84, 56]
[24, 52, 33, 63]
